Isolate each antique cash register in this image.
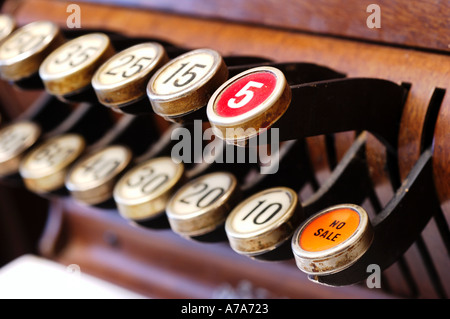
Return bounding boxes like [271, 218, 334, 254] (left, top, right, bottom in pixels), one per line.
[0, 0, 448, 299]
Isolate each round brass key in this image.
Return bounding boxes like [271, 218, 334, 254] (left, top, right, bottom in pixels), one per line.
[65, 145, 132, 205]
[291, 204, 373, 275]
[0, 20, 64, 82]
[0, 121, 41, 177]
[92, 42, 168, 113]
[113, 156, 184, 225]
[19, 134, 85, 194]
[207, 66, 291, 145]
[0, 14, 15, 43]
[225, 187, 303, 260]
[208, 65, 405, 151]
[166, 171, 241, 240]
[39, 32, 115, 100]
[147, 48, 228, 121]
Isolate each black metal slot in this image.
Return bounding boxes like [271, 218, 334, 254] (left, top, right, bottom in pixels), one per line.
[421, 88, 445, 152]
[302, 132, 372, 217]
[415, 237, 448, 298]
[42, 102, 115, 145]
[407, 86, 447, 298]
[324, 134, 337, 171]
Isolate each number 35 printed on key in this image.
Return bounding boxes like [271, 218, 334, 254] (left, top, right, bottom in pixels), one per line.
[44, 33, 109, 74]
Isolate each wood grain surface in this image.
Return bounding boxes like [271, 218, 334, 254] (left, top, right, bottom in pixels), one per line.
[73, 0, 450, 53]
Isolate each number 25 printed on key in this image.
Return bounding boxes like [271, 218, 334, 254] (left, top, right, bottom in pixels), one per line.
[104, 54, 153, 79]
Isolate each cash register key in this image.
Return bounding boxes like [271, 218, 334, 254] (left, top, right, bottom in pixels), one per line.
[147, 48, 228, 121]
[291, 204, 374, 275]
[166, 171, 240, 238]
[19, 134, 85, 194]
[225, 187, 302, 258]
[65, 145, 132, 205]
[207, 66, 291, 145]
[0, 122, 41, 177]
[39, 33, 115, 98]
[92, 42, 168, 111]
[0, 20, 64, 82]
[113, 157, 184, 222]
[0, 14, 15, 43]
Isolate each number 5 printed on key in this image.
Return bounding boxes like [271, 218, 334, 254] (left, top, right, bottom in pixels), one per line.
[207, 66, 291, 144]
[211, 69, 279, 118]
[227, 81, 264, 109]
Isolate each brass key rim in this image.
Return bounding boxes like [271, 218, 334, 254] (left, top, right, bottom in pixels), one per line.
[19, 133, 85, 193]
[113, 157, 185, 221]
[0, 14, 15, 43]
[0, 121, 41, 177]
[147, 48, 228, 119]
[39, 32, 114, 96]
[92, 42, 168, 108]
[166, 171, 240, 237]
[225, 187, 301, 256]
[291, 204, 374, 275]
[207, 66, 291, 144]
[0, 20, 64, 81]
[65, 145, 132, 205]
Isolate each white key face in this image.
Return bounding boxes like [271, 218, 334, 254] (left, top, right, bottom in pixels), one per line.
[42, 33, 108, 75]
[22, 134, 84, 175]
[0, 21, 56, 60]
[68, 145, 130, 187]
[0, 15, 14, 42]
[115, 157, 180, 201]
[170, 172, 232, 215]
[229, 189, 294, 235]
[150, 51, 215, 95]
[0, 122, 40, 161]
[96, 43, 161, 86]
